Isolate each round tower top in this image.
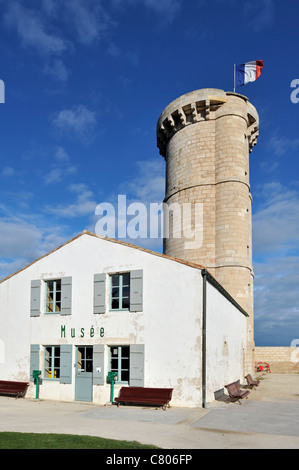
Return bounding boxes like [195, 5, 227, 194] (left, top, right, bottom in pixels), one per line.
[156, 88, 259, 158]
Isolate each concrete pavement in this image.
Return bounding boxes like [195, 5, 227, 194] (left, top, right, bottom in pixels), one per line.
[0, 374, 299, 449]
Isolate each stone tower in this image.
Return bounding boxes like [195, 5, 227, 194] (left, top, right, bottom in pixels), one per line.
[157, 88, 259, 372]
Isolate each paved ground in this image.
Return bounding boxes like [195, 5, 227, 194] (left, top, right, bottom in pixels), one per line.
[0, 373, 299, 449]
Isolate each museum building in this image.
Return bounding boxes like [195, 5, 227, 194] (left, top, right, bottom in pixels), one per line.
[0, 231, 248, 407]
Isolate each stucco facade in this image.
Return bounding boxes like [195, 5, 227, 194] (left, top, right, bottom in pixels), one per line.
[0, 232, 247, 407]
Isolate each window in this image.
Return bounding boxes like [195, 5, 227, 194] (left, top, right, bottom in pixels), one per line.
[109, 346, 130, 383]
[77, 346, 93, 373]
[44, 346, 60, 379]
[110, 273, 130, 310]
[45, 280, 61, 313]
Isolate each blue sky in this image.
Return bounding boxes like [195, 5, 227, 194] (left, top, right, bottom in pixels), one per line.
[0, 0, 299, 346]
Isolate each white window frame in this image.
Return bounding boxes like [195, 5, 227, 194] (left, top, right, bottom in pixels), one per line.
[109, 345, 130, 383]
[45, 279, 61, 314]
[109, 273, 130, 311]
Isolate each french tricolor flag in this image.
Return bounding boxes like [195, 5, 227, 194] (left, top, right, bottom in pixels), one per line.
[235, 60, 263, 88]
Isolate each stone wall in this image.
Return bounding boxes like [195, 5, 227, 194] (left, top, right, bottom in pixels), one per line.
[255, 347, 299, 373]
[157, 88, 259, 373]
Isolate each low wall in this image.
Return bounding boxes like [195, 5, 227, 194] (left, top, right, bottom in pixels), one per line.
[255, 347, 299, 373]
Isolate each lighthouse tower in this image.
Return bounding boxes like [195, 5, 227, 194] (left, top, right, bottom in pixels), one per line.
[157, 88, 259, 371]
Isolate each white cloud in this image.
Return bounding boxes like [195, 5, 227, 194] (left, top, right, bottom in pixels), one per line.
[141, 0, 181, 15]
[112, 0, 182, 20]
[268, 134, 299, 157]
[51, 105, 97, 140]
[2, 0, 113, 82]
[0, 219, 42, 260]
[45, 182, 97, 218]
[244, 0, 274, 31]
[44, 168, 63, 185]
[41, 0, 58, 17]
[253, 182, 299, 256]
[0, 210, 71, 280]
[43, 58, 69, 82]
[55, 146, 70, 163]
[44, 166, 76, 186]
[63, 0, 114, 46]
[3, 0, 182, 87]
[0, 258, 28, 280]
[4, 1, 67, 56]
[93, 159, 165, 251]
[0, 190, 33, 212]
[0, 159, 164, 280]
[254, 256, 299, 345]
[119, 160, 165, 204]
[44, 146, 77, 186]
[0, 219, 68, 280]
[252, 181, 299, 345]
[1, 167, 15, 177]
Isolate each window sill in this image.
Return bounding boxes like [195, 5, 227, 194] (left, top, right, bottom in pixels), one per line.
[42, 378, 60, 381]
[109, 309, 129, 312]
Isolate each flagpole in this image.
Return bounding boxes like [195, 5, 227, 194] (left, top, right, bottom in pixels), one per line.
[233, 64, 236, 93]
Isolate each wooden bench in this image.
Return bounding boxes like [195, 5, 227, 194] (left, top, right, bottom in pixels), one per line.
[0, 380, 29, 399]
[244, 374, 259, 389]
[115, 387, 173, 410]
[225, 381, 250, 405]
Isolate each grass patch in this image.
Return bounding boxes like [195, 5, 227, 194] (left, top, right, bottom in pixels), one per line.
[0, 432, 159, 449]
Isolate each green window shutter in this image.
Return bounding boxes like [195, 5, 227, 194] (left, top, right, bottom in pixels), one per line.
[30, 280, 41, 317]
[60, 344, 72, 384]
[30, 344, 40, 381]
[129, 344, 145, 387]
[61, 277, 72, 315]
[130, 270, 143, 312]
[93, 344, 105, 385]
[94, 274, 106, 314]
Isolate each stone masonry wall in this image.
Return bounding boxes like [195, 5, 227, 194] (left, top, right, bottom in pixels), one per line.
[255, 347, 299, 373]
[157, 88, 259, 373]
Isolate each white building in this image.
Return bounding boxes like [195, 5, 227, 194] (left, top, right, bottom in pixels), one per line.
[0, 231, 248, 407]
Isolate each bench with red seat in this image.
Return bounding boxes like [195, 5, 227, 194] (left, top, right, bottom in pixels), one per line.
[244, 374, 260, 389]
[0, 380, 29, 398]
[225, 381, 250, 405]
[115, 387, 173, 410]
